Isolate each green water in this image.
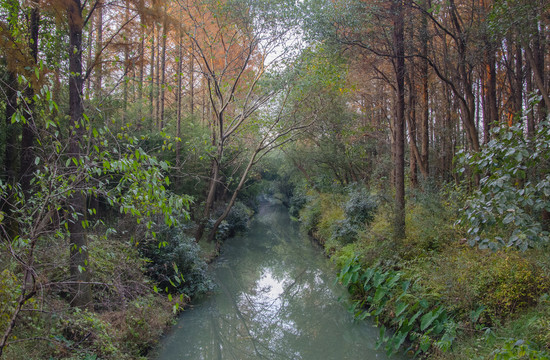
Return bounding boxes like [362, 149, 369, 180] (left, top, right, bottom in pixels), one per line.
[155, 199, 401, 360]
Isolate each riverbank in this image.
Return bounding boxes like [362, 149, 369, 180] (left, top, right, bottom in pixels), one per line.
[289, 184, 550, 359]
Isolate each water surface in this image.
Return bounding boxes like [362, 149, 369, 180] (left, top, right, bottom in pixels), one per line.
[156, 199, 400, 360]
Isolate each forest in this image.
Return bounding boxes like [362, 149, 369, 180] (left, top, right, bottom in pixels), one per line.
[0, 0, 549, 358]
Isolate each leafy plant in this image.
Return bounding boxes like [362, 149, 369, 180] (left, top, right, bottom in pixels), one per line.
[457, 120, 550, 250]
[338, 256, 456, 357]
[141, 226, 214, 298]
[492, 339, 550, 360]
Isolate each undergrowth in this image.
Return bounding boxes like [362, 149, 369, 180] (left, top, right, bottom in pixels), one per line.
[296, 182, 550, 359]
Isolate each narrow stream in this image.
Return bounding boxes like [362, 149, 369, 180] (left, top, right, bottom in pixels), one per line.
[155, 198, 402, 359]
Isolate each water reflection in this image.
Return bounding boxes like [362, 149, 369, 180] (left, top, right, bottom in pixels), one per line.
[155, 199, 401, 360]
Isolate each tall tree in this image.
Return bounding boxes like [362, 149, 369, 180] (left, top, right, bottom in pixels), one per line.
[67, 0, 91, 307]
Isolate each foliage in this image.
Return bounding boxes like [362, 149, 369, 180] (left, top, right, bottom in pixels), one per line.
[492, 339, 550, 360]
[403, 183, 463, 257]
[343, 184, 378, 224]
[458, 121, 550, 250]
[299, 193, 323, 236]
[0, 269, 19, 333]
[338, 256, 456, 357]
[331, 184, 378, 244]
[418, 244, 549, 325]
[141, 226, 214, 299]
[224, 201, 253, 235]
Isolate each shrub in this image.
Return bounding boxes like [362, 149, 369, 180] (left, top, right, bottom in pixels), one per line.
[493, 339, 550, 360]
[425, 245, 549, 323]
[224, 201, 253, 234]
[299, 195, 322, 236]
[457, 121, 550, 250]
[344, 184, 378, 225]
[141, 228, 214, 298]
[289, 186, 308, 219]
[0, 269, 19, 334]
[338, 256, 456, 357]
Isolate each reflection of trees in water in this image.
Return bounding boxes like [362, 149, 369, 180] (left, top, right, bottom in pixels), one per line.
[159, 202, 391, 360]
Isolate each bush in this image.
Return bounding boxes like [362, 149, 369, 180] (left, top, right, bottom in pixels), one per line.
[289, 186, 308, 219]
[141, 227, 214, 298]
[457, 121, 550, 250]
[344, 184, 378, 225]
[403, 185, 462, 257]
[224, 201, 253, 234]
[424, 245, 549, 323]
[299, 195, 322, 236]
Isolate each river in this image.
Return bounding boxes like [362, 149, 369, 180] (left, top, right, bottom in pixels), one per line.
[154, 198, 402, 360]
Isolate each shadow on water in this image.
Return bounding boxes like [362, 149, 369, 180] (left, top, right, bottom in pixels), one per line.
[154, 197, 403, 360]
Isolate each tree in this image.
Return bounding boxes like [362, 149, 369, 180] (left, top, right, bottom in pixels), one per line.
[183, 0, 303, 241]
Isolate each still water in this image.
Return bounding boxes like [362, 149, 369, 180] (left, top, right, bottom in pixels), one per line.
[155, 199, 401, 360]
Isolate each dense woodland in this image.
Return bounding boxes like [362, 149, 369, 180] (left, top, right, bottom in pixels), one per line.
[0, 0, 549, 358]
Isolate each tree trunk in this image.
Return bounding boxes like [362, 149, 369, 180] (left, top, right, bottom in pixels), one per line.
[4, 70, 18, 181]
[94, 0, 103, 101]
[407, 72, 418, 187]
[189, 40, 195, 115]
[195, 158, 220, 242]
[149, 23, 155, 127]
[176, 26, 183, 171]
[137, 0, 145, 121]
[420, 0, 430, 177]
[392, 0, 406, 241]
[155, 22, 161, 128]
[207, 150, 259, 243]
[483, 44, 497, 142]
[19, 2, 40, 194]
[122, 0, 130, 125]
[68, 0, 91, 308]
[159, 17, 167, 130]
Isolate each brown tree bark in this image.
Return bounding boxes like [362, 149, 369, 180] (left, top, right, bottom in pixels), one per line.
[19, 2, 40, 194]
[159, 16, 167, 130]
[392, 0, 406, 241]
[94, 0, 103, 100]
[68, 0, 91, 308]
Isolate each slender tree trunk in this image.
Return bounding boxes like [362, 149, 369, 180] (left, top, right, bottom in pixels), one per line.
[483, 44, 497, 141]
[19, 2, 40, 194]
[176, 25, 183, 171]
[122, 0, 130, 124]
[407, 72, 418, 187]
[155, 22, 161, 128]
[137, 0, 145, 121]
[3, 0, 19, 181]
[159, 17, 167, 130]
[526, 53, 535, 136]
[189, 40, 195, 115]
[4, 70, 18, 181]
[68, 0, 91, 308]
[420, 0, 430, 177]
[195, 158, 220, 242]
[94, 0, 103, 101]
[393, 0, 406, 241]
[149, 23, 155, 127]
[207, 149, 259, 243]
[86, 9, 93, 94]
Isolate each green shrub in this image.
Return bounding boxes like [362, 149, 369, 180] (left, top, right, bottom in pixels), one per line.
[141, 228, 214, 298]
[424, 246, 549, 323]
[344, 184, 378, 225]
[457, 121, 550, 250]
[493, 339, 550, 360]
[0, 269, 19, 334]
[223, 201, 253, 235]
[299, 194, 322, 235]
[338, 256, 456, 357]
